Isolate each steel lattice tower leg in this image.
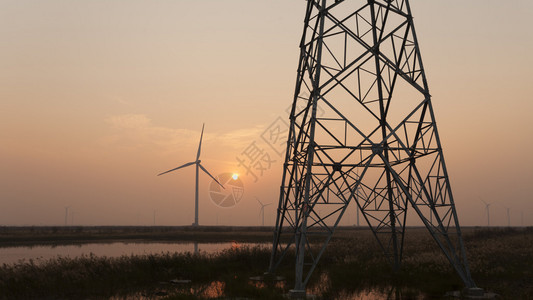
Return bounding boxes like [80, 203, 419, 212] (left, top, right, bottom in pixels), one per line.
[268, 0, 476, 293]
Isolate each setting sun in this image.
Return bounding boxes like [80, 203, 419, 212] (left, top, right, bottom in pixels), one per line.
[232, 173, 239, 180]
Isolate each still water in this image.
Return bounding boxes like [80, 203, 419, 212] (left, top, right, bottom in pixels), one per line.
[0, 242, 264, 265]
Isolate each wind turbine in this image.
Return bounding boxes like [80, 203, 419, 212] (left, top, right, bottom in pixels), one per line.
[64, 206, 70, 226]
[480, 198, 493, 227]
[504, 206, 511, 227]
[158, 124, 224, 226]
[256, 197, 272, 226]
[70, 211, 76, 226]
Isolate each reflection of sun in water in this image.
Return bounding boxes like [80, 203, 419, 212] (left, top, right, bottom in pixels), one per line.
[232, 173, 239, 180]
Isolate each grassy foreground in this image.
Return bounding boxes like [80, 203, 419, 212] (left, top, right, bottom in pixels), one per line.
[0, 227, 532, 299]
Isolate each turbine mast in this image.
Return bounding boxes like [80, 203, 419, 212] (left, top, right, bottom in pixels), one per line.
[194, 160, 199, 226]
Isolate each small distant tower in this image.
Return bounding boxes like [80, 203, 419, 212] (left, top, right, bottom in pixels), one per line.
[269, 0, 477, 294]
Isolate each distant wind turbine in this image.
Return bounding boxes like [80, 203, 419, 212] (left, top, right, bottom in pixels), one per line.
[64, 206, 70, 226]
[70, 211, 76, 226]
[256, 197, 272, 226]
[158, 124, 224, 226]
[480, 198, 493, 227]
[504, 206, 511, 227]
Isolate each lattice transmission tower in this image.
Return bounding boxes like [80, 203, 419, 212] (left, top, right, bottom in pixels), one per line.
[268, 0, 477, 294]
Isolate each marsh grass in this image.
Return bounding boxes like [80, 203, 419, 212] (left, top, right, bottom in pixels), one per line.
[462, 227, 533, 299]
[0, 244, 293, 300]
[1, 227, 532, 299]
[311, 227, 533, 299]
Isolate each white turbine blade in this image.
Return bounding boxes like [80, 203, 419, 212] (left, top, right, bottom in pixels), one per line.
[157, 161, 196, 176]
[196, 123, 205, 161]
[256, 197, 264, 206]
[264, 203, 273, 207]
[199, 163, 224, 189]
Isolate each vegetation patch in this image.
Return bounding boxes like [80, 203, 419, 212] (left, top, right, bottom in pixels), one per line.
[1, 227, 531, 299]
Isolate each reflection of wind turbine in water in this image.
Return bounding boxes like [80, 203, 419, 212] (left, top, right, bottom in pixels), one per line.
[256, 197, 272, 226]
[158, 123, 224, 226]
[480, 198, 493, 227]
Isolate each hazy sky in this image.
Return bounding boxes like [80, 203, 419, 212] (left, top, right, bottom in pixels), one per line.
[1, 0, 532, 227]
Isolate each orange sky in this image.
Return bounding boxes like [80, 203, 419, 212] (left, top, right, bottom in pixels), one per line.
[1, 0, 532, 226]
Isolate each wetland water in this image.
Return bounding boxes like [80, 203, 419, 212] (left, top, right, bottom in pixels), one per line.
[0, 240, 431, 299]
[0, 241, 267, 265]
